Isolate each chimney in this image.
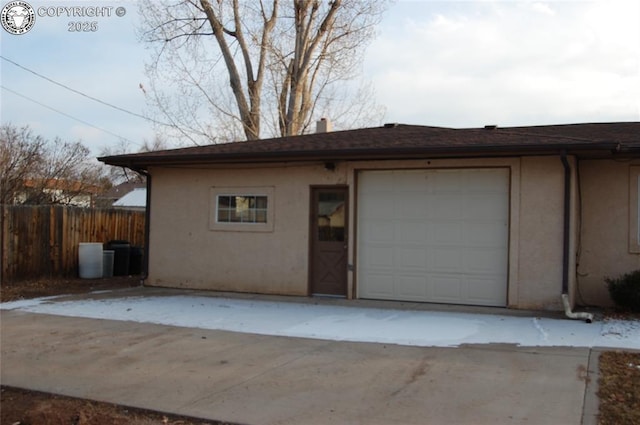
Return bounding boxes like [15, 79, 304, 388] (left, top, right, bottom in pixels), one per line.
[316, 118, 333, 133]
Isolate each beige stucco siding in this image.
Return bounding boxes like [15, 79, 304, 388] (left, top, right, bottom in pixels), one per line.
[515, 157, 567, 310]
[578, 160, 640, 306]
[143, 155, 629, 310]
[146, 163, 348, 295]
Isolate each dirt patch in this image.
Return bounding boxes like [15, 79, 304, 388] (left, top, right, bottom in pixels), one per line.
[0, 276, 141, 303]
[0, 386, 235, 425]
[598, 351, 640, 425]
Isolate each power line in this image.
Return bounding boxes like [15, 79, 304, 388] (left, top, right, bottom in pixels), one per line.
[0, 55, 173, 128]
[1, 85, 141, 146]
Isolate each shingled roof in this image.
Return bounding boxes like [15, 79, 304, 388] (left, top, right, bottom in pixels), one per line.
[99, 122, 640, 170]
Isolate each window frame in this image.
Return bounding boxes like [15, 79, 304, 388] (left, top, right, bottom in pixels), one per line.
[209, 186, 275, 232]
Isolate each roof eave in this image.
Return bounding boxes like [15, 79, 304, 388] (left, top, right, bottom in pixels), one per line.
[99, 142, 625, 170]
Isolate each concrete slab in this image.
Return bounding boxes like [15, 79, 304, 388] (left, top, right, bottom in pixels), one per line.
[1, 310, 591, 425]
[6, 288, 637, 349]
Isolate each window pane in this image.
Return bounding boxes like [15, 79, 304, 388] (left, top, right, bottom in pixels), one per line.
[217, 209, 229, 222]
[217, 194, 269, 224]
[318, 192, 345, 241]
[218, 196, 231, 208]
[240, 209, 252, 222]
[242, 197, 250, 208]
[256, 196, 268, 209]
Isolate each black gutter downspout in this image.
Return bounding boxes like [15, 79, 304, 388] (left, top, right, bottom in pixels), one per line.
[143, 172, 151, 283]
[133, 167, 151, 285]
[560, 153, 593, 323]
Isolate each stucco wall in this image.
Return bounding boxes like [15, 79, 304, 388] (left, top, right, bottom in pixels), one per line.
[578, 160, 640, 306]
[144, 156, 602, 310]
[147, 162, 348, 295]
[515, 157, 566, 310]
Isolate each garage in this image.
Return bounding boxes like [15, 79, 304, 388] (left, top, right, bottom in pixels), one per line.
[357, 168, 509, 306]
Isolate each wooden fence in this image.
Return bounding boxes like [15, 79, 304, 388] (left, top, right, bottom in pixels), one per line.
[1, 205, 145, 282]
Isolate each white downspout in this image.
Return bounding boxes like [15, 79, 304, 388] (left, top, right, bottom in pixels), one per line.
[562, 294, 593, 323]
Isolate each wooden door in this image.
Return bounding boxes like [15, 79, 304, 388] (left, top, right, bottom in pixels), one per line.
[310, 187, 348, 296]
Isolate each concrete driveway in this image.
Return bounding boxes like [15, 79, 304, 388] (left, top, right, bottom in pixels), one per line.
[1, 289, 603, 425]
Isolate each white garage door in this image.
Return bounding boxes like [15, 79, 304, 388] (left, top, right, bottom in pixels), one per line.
[357, 168, 509, 306]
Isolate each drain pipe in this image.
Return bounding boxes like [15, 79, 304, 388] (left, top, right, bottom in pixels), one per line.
[142, 170, 151, 284]
[560, 153, 593, 323]
[130, 166, 151, 286]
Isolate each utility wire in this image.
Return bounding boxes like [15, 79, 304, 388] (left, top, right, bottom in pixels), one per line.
[0, 55, 173, 128]
[1, 85, 141, 147]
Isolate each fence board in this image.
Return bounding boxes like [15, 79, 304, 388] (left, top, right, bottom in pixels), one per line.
[0, 205, 145, 282]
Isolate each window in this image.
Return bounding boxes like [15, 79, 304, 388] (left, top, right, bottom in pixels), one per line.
[317, 191, 346, 242]
[210, 187, 275, 232]
[217, 195, 268, 224]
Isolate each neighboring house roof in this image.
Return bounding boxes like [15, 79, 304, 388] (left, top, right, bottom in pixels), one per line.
[112, 187, 147, 208]
[23, 178, 102, 194]
[318, 201, 344, 218]
[99, 122, 640, 170]
[97, 181, 146, 202]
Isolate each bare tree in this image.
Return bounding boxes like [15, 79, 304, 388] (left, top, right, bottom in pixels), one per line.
[0, 123, 110, 205]
[25, 139, 108, 205]
[0, 124, 44, 204]
[140, 0, 387, 143]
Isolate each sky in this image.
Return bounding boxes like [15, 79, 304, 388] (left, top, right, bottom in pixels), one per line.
[2, 292, 639, 348]
[1, 0, 639, 157]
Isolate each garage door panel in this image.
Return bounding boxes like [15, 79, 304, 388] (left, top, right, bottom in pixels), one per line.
[467, 222, 508, 246]
[397, 247, 428, 269]
[468, 195, 508, 218]
[431, 274, 463, 302]
[396, 275, 428, 299]
[431, 170, 465, 192]
[361, 170, 395, 190]
[431, 221, 463, 244]
[466, 277, 507, 306]
[358, 168, 509, 307]
[365, 245, 395, 268]
[463, 248, 507, 272]
[361, 221, 394, 243]
[360, 197, 394, 218]
[395, 195, 429, 219]
[364, 274, 395, 298]
[394, 221, 429, 243]
[394, 172, 429, 191]
[432, 196, 466, 219]
[431, 246, 463, 272]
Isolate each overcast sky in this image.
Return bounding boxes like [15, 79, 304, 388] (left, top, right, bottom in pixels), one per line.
[1, 0, 638, 156]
